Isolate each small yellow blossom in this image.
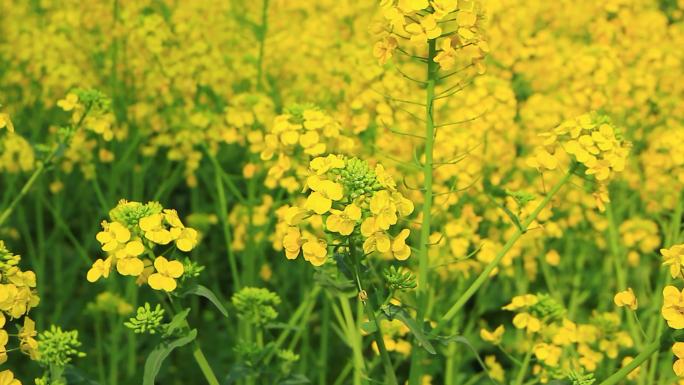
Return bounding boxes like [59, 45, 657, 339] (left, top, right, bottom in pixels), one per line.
[86, 257, 112, 282]
[148, 256, 184, 292]
[480, 325, 504, 344]
[326, 204, 361, 236]
[662, 285, 684, 329]
[614, 288, 638, 310]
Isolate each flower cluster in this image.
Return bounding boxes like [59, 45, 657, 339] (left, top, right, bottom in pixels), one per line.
[280, 155, 413, 266]
[36, 326, 85, 367]
[0, 241, 41, 382]
[260, 106, 355, 192]
[619, 218, 660, 266]
[374, 0, 488, 72]
[87, 200, 199, 292]
[502, 293, 634, 382]
[124, 303, 166, 334]
[527, 113, 631, 211]
[55, 89, 120, 179]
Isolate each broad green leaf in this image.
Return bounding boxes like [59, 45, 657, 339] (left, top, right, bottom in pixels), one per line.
[143, 329, 198, 385]
[184, 284, 229, 318]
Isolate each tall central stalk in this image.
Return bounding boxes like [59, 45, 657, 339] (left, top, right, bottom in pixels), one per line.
[408, 37, 437, 385]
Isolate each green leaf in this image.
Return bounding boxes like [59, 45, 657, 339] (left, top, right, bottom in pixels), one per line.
[143, 328, 198, 385]
[184, 284, 229, 318]
[381, 304, 436, 355]
[164, 308, 190, 337]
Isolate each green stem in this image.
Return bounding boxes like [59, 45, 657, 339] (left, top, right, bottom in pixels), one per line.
[598, 339, 660, 385]
[606, 201, 642, 347]
[165, 294, 220, 385]
[350, 240, 398, 385]
[433, 163, 576, 335]
[207, 150, 242, 290]
[513, 347, 533, 385]
[0, 149, 57, 227]
[339, 295, 365, 385]
[409, 36, 438, 385]
[192, 343, 220, 385]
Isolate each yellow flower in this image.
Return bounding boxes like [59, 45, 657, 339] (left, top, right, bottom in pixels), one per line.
[545, 250, 561, 266]
[0, 330, 7, 364]
[96, 221, 131, 252]
[326, 204, 361, 235]
[18, 317, 38, 360]
[674, 342, 684, 377]
[388, 229, 411, 260]
[305, 180, 343, 214]
[534, 343, 562, 367]
[284, 206, 310, 226]
[0, 370, 20, 385]
[87, 257, 112, 282]
[662, 285, 684, 329]
[361, 217, 391, 254]
[139, 214, 173, 244]
[502, 294, 538, 310]
[115, 240, 145, 259]
[512, 312, 541, 333]
[283, 227, 303, 260]
[434, 38, 457, 70]
[57, 93, 79, 111]
[0, 113, 14, 132]
[663, 245, 684, 279]
[148, 256, 184, 292]
[373, 37, 398, 65]
[302, 237, 327, 266]
[526, 148, 558, 171]
[431, 0, 458, 19]
[163, 209, 184, 228]
[480, 325, 504, 345]
[116, 255, 145, 277]
[310, 154, 345, 175]
[397, 0, 428, 13]
[171, 227, 199, 252]
[405, 14, 441, 44]
[614, 288, 638, 310]
[370, 190, 398, 230]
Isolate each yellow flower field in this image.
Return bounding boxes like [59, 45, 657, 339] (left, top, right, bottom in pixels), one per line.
[1, 0, 684, 384]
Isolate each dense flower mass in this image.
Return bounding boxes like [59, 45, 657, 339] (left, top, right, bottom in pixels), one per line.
[87, 200, 197, 292]
[280, 155, 413, 266]
[0, 0, 683, 384]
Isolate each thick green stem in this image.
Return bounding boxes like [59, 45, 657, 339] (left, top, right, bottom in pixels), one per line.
[409, 36, 438, 385]
[433, 164, 577, 335]
[192, 343, 220, 385]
